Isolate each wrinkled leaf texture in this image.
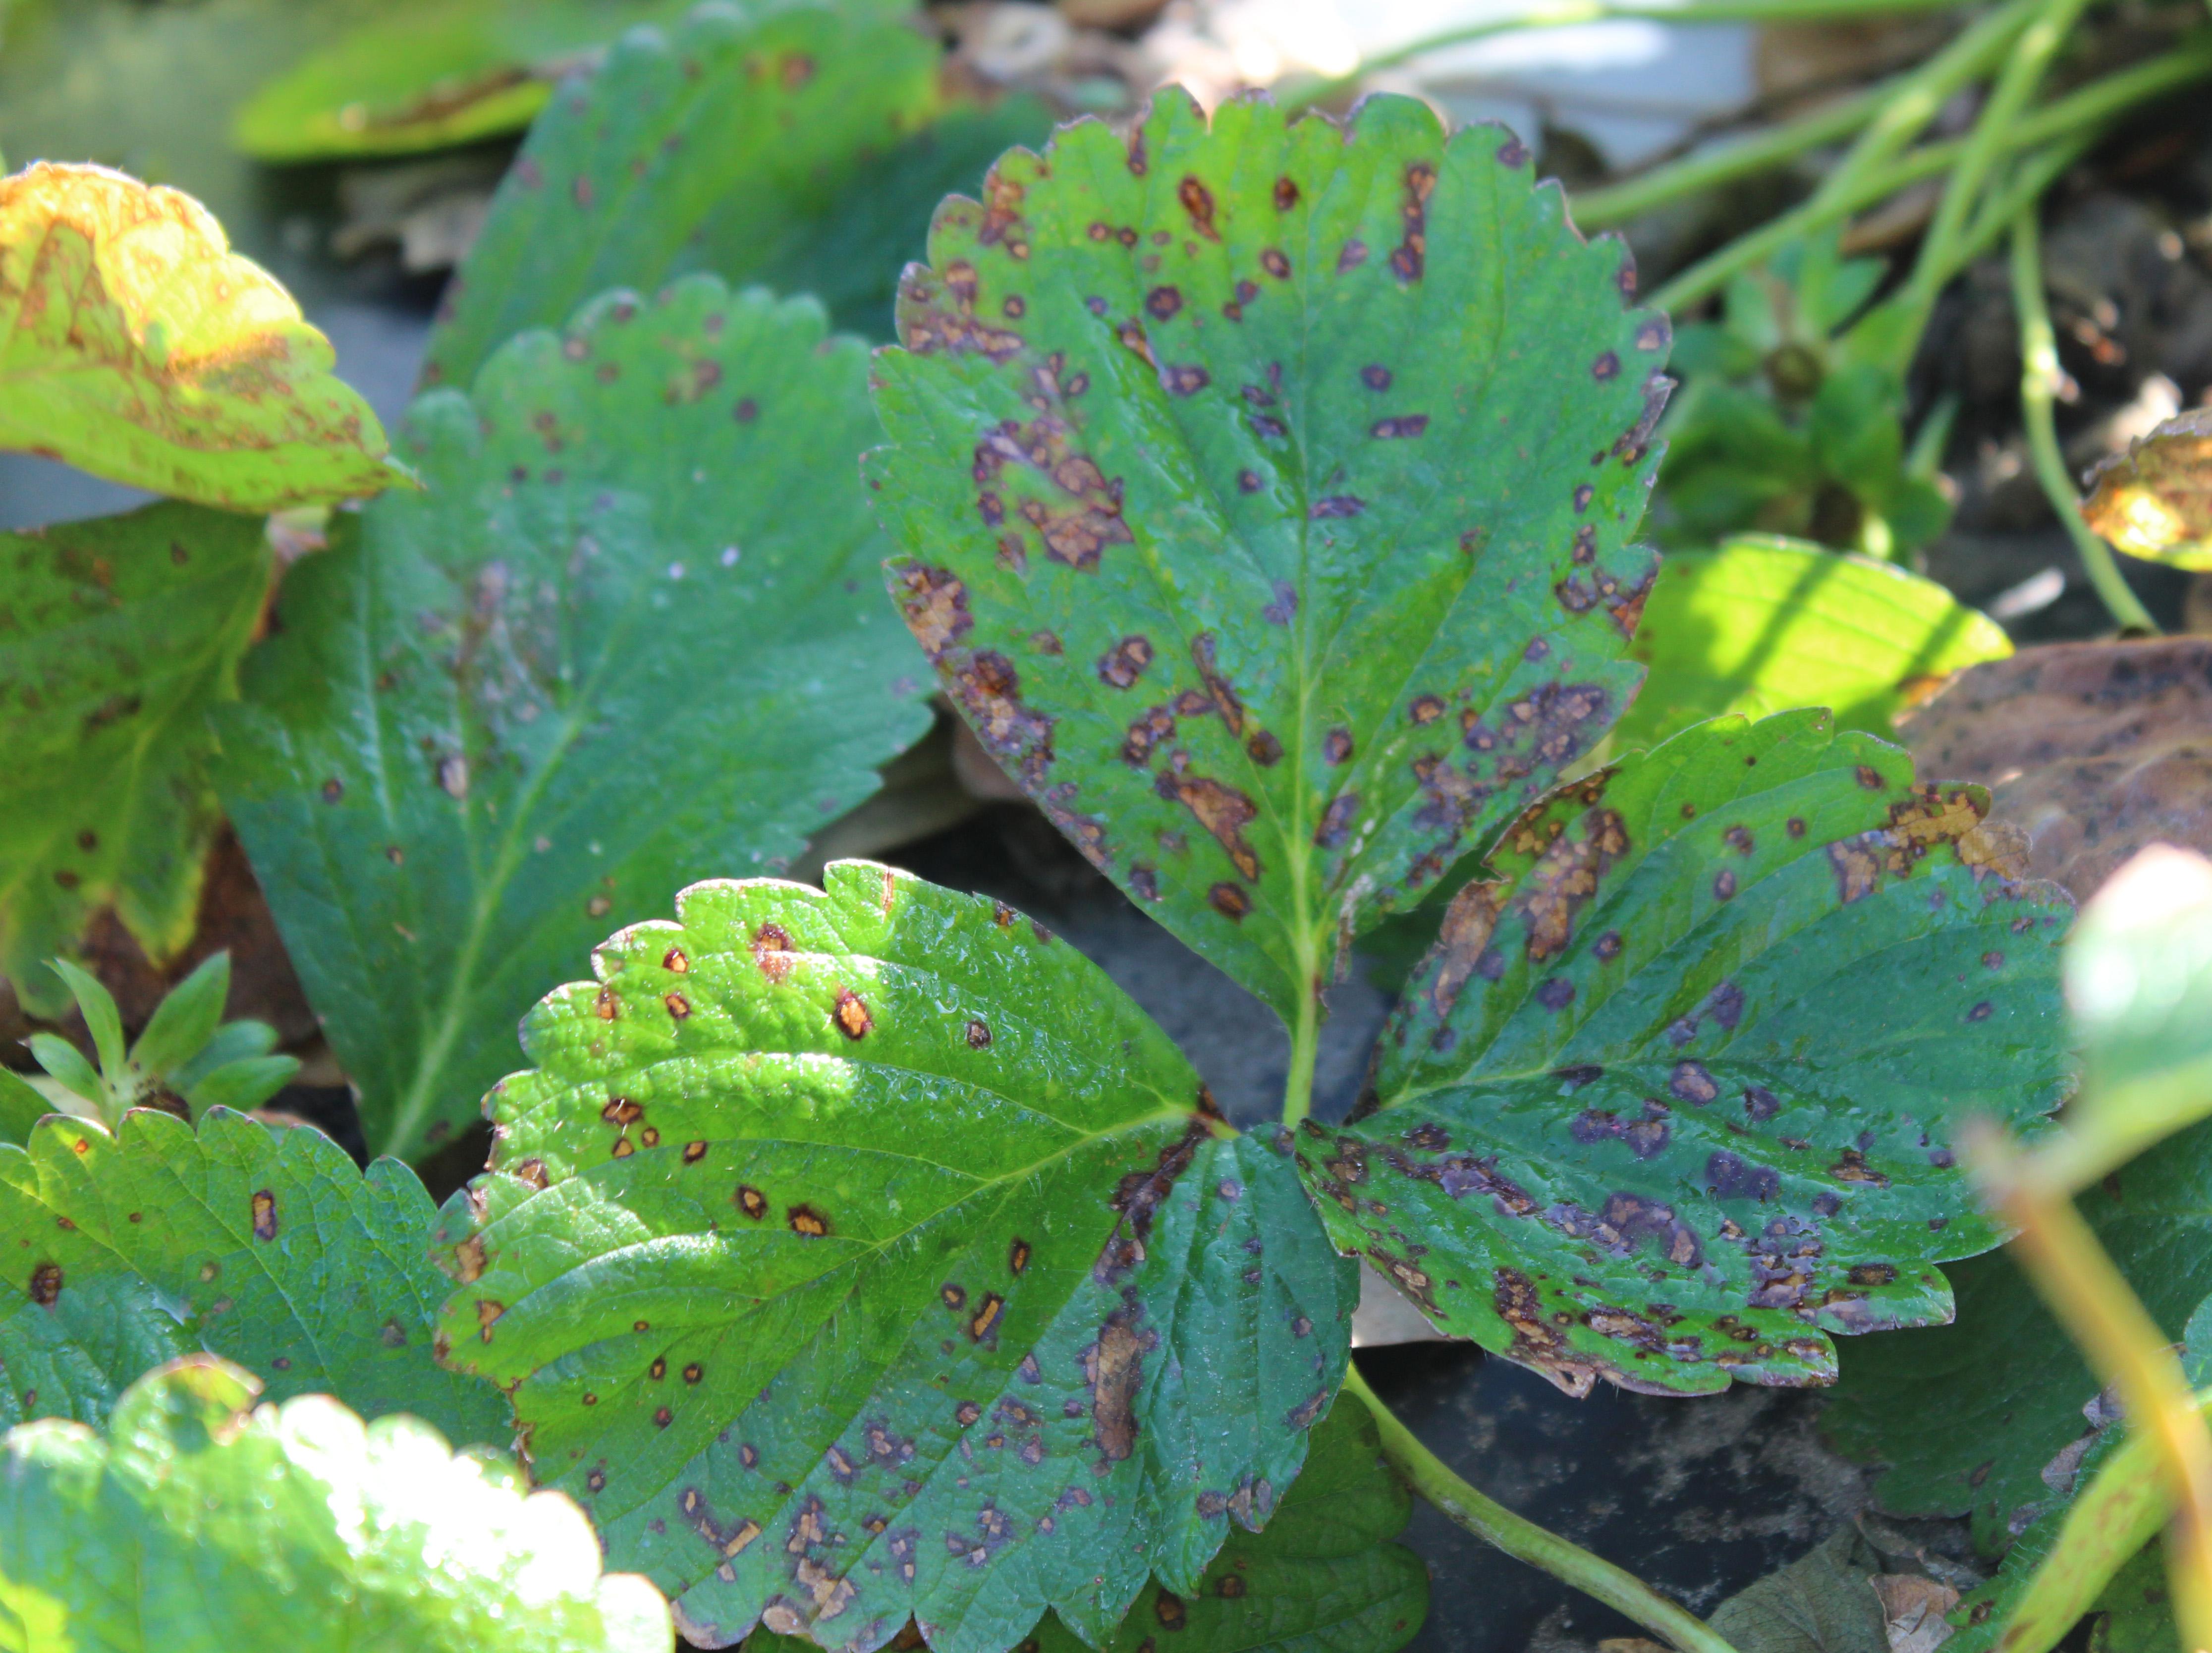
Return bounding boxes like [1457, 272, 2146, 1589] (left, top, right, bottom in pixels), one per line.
[0, 163, 402, 509]
[216, 277, 931, 1161]
[867, 88, 1673, 1025]
[0, 503, 268, 1015]
[435, 863, 1356, 1653]
[0, 1356, 666, 1651]
[0, 1108, 505, 1447]
[419, 0, 940, 389]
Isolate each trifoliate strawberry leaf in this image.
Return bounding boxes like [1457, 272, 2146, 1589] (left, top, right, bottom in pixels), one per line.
[419, 0, 939, 391]
[214, 278, 931, 1162]
[232, 0, 685, 162]
[433, 862, 1356, 1653]
[865, 89, 1673, 1024]
[1615, 535, 2010, 754]
[1292, 711, 2072, 1395]
[0, 1107, 507, 1447]
[742, 1402, 1428, 1653]
[0, 1355, 668, 1652]
[1826, 1118, 2212, 1549]
[0, 503, 271, 1017]
[0, 163, 404, 509]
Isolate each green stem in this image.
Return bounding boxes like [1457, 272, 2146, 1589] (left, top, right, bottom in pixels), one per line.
[1280, 983, 1322, 1127]
[1289, 0, 1972, 108]
[1344, 1366, 1743, 1653]
[1894, 0, 2094, 347]
[1648, 34, 2212, 311]
[1572, 81, 1886, 228]
[2009, 205, 2159, 633]
[1815, 0, 2040, 205]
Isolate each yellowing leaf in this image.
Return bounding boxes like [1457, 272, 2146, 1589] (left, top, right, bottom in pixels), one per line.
[2083, 410, 2212, 569]
[0, 163, 405, 510]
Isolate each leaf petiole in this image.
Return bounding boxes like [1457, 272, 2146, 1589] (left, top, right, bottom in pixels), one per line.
[2008, 205, 2160, 635]
[1343, 1364, 1745, 1653]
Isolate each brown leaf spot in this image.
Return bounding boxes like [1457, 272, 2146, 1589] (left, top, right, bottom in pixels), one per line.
[1390, 162, 1435, 281]
[788, 1205, 832, 1237]
[1178, 176, 1220, 240]
[752, 922, 795, 983]
[1208, 882, 1251, 920]
[1157, 1594, 1187, 1630]
[594, 988, 619, 1021]
[1361, 365, 1391, 390]
[1146, 286, 1182, 321]
[664, 991, 692, 1020]
[833, 989, 873, 1040]
[602, 1097, 643, 1126]
[1087, 1310, 1150, 1462]
[737, 1185, 769, 1220]
[1010, 1237, 1032, 1274]
[894, 564, 972, 661]
[965, 1019, 992, 1049]
[28, 1263, 60, 1306]
[663, 947, 690, 973]
[1156, 756, 1261, 878]
[250, 1191, 278, 1241]
[1592, 351, 1620, 382]
[682, 1141, 709, 1164]
[1372, 416, 1429, 439]
[1098, 636, 1155, 688]
[969, 1293, 1005, 1341]
[455, 1236, 488, 1282]
[1324, 728, 1353, 764]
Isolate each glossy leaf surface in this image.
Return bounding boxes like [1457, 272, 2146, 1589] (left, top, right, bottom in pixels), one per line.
[216, 279, 931, 1161]
[0, 163, 401, 509]
[868, 89, 1672, 1023]
[1294, 712, 2071, 1394]
[434, 862, 1355, 1653]
[0, 503, 270, 1016]
[0, 1357, 667, 1651]
[0, 1108, 507, 1446]
[232, 0, 684, 161]
[420, 0, 939, 389]
[1615, 535, 2009, 753]
[2082, 409, 2212, 570]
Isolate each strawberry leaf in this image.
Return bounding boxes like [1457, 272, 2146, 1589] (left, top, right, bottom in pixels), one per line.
[1295, 712, 2071, 1394]
[866, 89, 1672, 1023]
[0, 164, 403, 510]
[419, 0, 940, 390]
[215, 278, 931, 1161]
[232, 0, 688, 162]
[0, 1356, 667, 1651]
[0, 1108, 507, 1448]
[433, 862, 1355, 1653]
[741, 1401, 1428, 1653]
[0, 504, 271, 1016]
[1616, 535, 2010, 753]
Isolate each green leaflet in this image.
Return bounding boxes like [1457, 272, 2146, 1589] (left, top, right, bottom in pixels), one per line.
[215, 278, 931, 1162]
[747, 96, 1060, 341]
[0, 1356, 667, 1651]
[1705, 1529, 1890, 1653]
[1827, 1119, 2212, 1547]
[0, 164, 403, 510]
[1294, 712, 2072, 1394]
[232, 0, 687, 162]
[419, 0, 940, 390]
[0, 1108, 506, 1447]
[742, 1403, 1427, 1653]
[433, 863, 1355, 1653]
[866, 89, 1671, 1024]
[22, 952, 298, 1125]
[1614, 536, 2010, 754]
[0, 503, 270, 1017]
